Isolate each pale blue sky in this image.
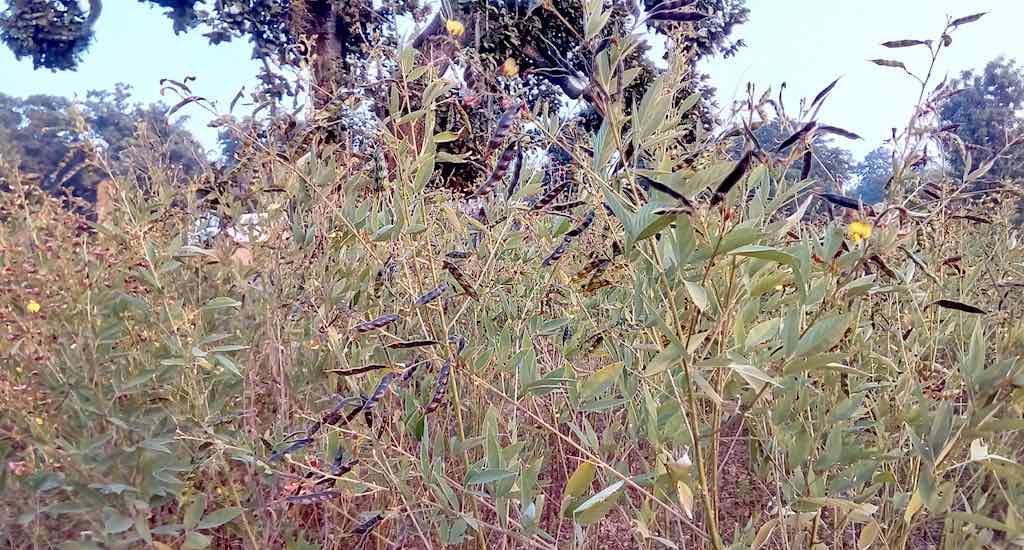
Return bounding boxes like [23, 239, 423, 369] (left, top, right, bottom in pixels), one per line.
[2, 0, 1022, 160]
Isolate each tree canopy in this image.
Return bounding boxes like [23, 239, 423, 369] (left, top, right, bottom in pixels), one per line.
[939, 56, 1024, 183]
[0, 84, 205, 206]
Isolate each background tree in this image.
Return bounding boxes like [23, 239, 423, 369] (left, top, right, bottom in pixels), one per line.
[939, 56, 1024, 183]
[851, 146, 891, 204]
[0, 85, 205, 206]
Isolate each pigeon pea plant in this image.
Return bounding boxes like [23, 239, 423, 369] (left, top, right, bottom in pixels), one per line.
[2, 6, 1024, 550]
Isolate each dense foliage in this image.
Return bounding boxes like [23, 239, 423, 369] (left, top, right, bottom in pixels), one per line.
[2, 4, 1024, 550]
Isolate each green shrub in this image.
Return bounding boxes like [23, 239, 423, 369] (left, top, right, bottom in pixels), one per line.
[2, 9, 1024, 550]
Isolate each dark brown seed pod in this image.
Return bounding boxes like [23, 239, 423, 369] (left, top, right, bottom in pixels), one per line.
[270, 438, 314, 462]
[653, 207, 693, 216]
[776, 121, 818, 153]
[424, 359, 453, 414]
[507, 146, 524, 200]
[443, 260, 478, 299]
[929, 300, 987, 315]
[647, 0, 697, 11]
[532, 181, 571, 211]
[398, 360, 427, 384]
[353, 512, 385, 535]
[818, 193, 863, 211]
[710, 150, 754, 206]
[817, 125, 862, 141]
[308, 396, 365, 436]
[353, 314, 399, 333]
[647, 8, 708, 22]
[800, 151, 813, 180]
[360, 374, 396, 428]
[386, 339, 438, 349]
[574, 257, 611, 282]
[868, 255, 897, 279]
[415, 282, 449, 306]
[581, 334, 605, 355]
[582, 277, 612, 293]
[448, 334, 467, 354]
[640, 175, 696, 212]
[882, 39, 929, 48]
[286, 490, 342, 505]
[325, 365, 388, 377]
[951, 214, 992, 224]
[550, 200, 587, 212]
[951, 12, 986, 27]
[565, 210, 596, 238]
[488, 105, 519, 152]
[542, 240, 572, 267]
[474, 144, 517, 197]
[809, 77, 841, 111]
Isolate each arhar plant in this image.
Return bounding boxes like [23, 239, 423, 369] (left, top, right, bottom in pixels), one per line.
[1, 4, 1023, 550]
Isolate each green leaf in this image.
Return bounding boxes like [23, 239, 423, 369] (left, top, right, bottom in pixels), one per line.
[466, 469, 517, 485]
[182, 531, 212, 550]
[701, 359, 779, 390]
[184, 494, 206, 531]
[565, 462, 597, 499]
[580, 362, 623, 401]
[793, 314, 852, 358]
[58, 543, 103, 550]
[573, 480, 625, 524]
[197, 507, 244, 530]
[634, 203, 676, 242]
[928, 403, 954, 462]
[200, 297, 241, 312]
[103, 507, 133, 534]
[684, 281, 709, 312]
[960, 319, 985, 390]
[948, 512, 1009, 532]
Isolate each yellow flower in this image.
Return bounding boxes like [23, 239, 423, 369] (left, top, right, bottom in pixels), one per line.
[501, 57, 519, 77]
[445, 19, 465, 38]
[26, 300, 41, 314]
[847, 220, 873, 244]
